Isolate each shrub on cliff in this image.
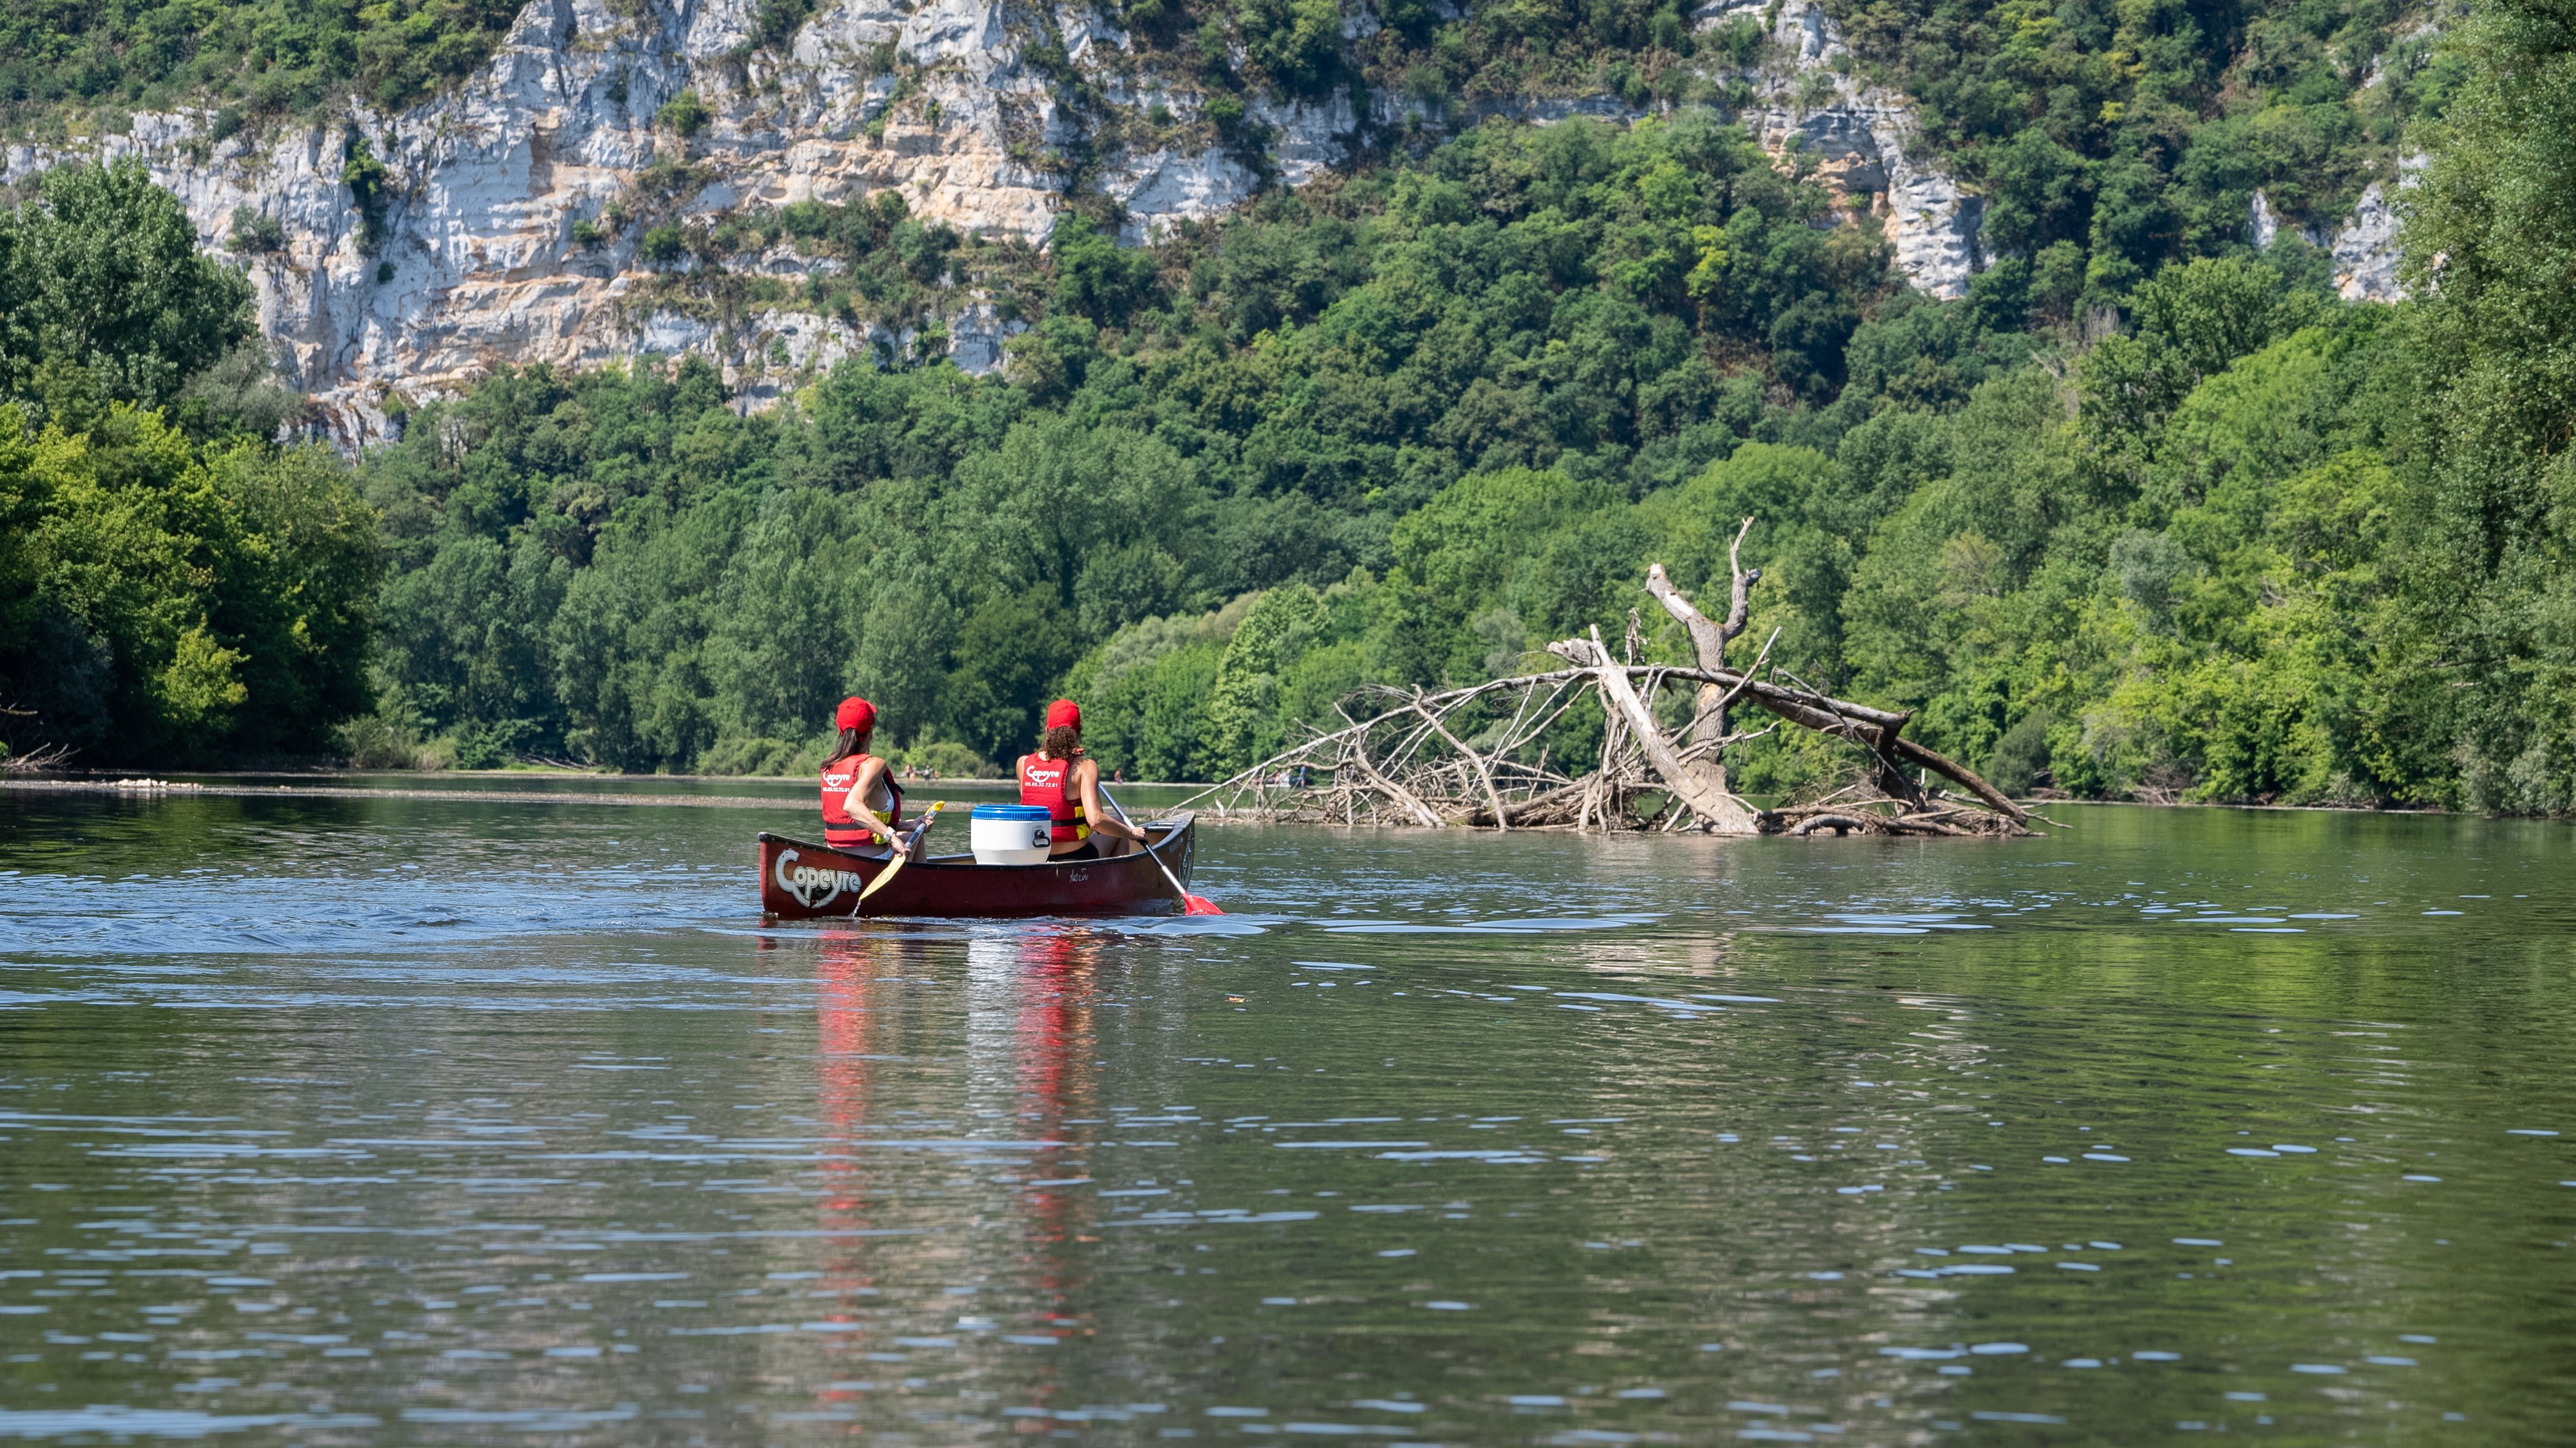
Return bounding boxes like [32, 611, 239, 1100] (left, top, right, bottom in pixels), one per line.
[656, 90, 711, 138]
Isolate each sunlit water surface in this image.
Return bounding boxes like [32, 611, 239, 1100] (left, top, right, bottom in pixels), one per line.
[2, 787, 2572, 1444]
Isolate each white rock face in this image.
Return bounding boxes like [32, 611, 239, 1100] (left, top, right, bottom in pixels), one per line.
[0, 0, 1080, 440]
[1, 0, 1987, 436]
[2249, 189, 2283, 249]
[1871, 113, 1984, 300]
[2330, 153, 2424, 302]
[1258, 89, 1362, 188]
[947, 300, 1021, 373]
[2248, 154, 2423, 302]
[2331, 182, 2403, 301]
[1776, 0, 1842, 66]
[1731, 0, 1984, 298]
[1106, 149, 1260, 244]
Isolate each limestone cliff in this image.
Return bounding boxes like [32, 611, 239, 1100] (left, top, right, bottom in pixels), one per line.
[0, 0, 2409, 440]
[1705, 0, 1981, 299]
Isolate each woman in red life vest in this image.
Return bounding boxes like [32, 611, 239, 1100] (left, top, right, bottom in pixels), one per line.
[820, 696, 922, 860]
[1018, 698, 1146, 860]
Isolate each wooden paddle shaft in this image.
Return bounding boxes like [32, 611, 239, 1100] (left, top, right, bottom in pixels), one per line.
[855, 801, 944, 904]
[1100, 787, 1194, 906]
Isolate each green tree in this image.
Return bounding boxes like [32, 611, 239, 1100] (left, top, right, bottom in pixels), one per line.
[1050, 214, 1164, 327]
[2399, 0, 2576, 811]
[0, 0, 529, 124]
[2080, 258, 2321, 458]
[1205, 584, 1329, 772]
[1238, 0, 1342, 93]
[0, 406, 376, 762]
[657, 90, 711, 137]
[0, 159, 255, 425]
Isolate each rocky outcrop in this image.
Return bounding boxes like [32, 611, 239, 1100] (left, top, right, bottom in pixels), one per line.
[4, 0, 1164, 440]
[2249, 190, 2290, 250]
[1745, 0, 2427, 308]
[1102, 147, 1258, 245]
[1, 0, 1993, 439]
[2247, 152, 2424, 302]
[1716, 0, 1985, 298]
[2328, 154, 2427, 303]
[2329, 180, 2405, 302]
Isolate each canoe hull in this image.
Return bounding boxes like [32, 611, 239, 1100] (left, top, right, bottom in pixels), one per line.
[757, 813, 1197, 920]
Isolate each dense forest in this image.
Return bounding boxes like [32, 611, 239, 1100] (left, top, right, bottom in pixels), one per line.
[0, 161, 375, 764]
[4, 0, 2574, 814]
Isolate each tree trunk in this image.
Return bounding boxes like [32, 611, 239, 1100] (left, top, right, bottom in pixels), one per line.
[1643, 519, 1758, 797]
[1549, 630, 1764, 835]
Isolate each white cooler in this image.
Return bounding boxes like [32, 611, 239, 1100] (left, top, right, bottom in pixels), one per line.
[968, 804, 1055, 865]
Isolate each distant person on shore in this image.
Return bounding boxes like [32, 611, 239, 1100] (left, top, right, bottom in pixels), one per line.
[1018, 699, 1146, 860]
[819, 697, 922, 861]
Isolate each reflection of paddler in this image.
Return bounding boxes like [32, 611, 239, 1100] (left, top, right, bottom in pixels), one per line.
[807, 938, 889, 1370]
[1016, 699, 1146, 860]
[819, 696, 925, 860]
[1010, 932, 1095, 1301]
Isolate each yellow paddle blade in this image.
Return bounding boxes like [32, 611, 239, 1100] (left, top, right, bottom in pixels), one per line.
[854, 801, 945, 906]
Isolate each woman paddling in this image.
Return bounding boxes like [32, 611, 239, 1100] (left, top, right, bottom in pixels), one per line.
[821, 696, 923, 861]
[1018, 699, 1146, 859]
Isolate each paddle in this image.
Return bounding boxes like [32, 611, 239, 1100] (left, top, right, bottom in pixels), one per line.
[855, 800, 945, 908]
[1100, 786, 1221, 915]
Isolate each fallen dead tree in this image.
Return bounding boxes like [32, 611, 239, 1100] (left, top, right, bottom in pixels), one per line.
[1177, 521, 2032, 837]
[0, 702, 75, 774]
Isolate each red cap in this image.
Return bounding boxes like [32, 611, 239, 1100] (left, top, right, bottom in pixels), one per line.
[1044, 698, 1081, 729]
[835, 696, 877, 733]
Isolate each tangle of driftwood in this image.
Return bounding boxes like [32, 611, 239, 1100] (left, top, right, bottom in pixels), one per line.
[0, 701, 75, 774]
[1175, 534, 2032, 838]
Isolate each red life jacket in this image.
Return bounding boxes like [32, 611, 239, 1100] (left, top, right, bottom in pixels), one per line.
[1018, 752, 1089, 844]
[820, 753, 902, 851]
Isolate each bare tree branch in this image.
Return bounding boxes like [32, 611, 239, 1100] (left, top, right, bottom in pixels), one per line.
[1173, 542, 2030, 838]
[1408, 689, 1510, 831]
[1549, 627, 1764, 835]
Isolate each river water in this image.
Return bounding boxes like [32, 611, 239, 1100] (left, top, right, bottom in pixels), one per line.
[1, 785, 2571, 1444]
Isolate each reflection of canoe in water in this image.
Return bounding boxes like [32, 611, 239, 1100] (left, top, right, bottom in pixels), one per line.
[758, 813, 1199, 920]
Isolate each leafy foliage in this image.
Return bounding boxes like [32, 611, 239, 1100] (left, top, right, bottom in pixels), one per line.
[12, 7, 2567, 816]
[354, 114, 1927, 773]
[0, 160, 372, 765]
[2396, 0, 2576, 812]
[0, 406, 379, 763]
[0, 160, 256, 429]
[0, 0, 527, 128]
[656, 90, 711, 138]
[357, 137, 2485, 809]
[1819, 0, 2454, 309]
[1238, 0, 1345, 95]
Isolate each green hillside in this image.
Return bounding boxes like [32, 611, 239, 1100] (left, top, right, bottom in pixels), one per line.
[0, 0, 525, 131]
[9, 1, 2576, 815]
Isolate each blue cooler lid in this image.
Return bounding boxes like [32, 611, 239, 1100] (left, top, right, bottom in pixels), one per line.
[970, 804, 1053, 821]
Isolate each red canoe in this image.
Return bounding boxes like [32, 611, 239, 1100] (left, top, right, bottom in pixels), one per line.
[757, 813, 1201, 919]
